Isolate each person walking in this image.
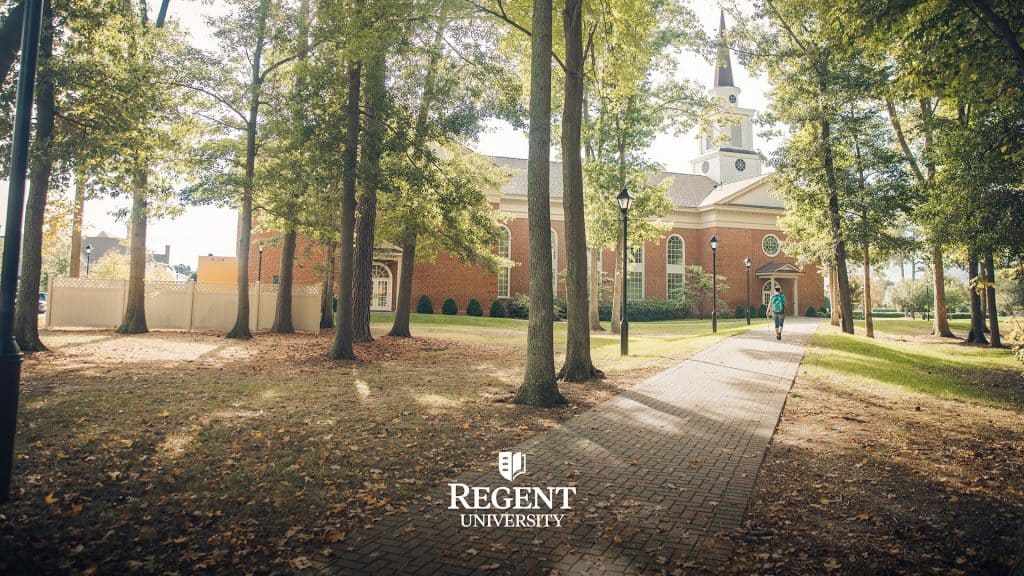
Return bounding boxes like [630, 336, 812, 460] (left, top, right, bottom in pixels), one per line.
[769, 285, 786, 340]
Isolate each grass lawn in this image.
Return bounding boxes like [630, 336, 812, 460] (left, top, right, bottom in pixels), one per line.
[2, 315, 756, 575]
[729, 319, 1024, 574]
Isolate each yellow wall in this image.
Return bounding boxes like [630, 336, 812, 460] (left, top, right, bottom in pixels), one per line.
[197, 256, 237, 283]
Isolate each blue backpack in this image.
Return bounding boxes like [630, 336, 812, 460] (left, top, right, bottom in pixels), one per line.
[771, 294, 785, 314]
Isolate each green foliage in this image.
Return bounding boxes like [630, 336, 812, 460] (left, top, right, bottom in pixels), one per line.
[441, 297, 458, 315]
[758, 303, 768, 318]
[489, 299, 506, 318]
[508, 294, 530, 319]
[735, 305, 747, 318]
[466, 298, 483, 317]
[416, 295, 433, 314]
[598, 299, 691, 322]
[889, 279, 933, 315]
[805, 306, 816, 317]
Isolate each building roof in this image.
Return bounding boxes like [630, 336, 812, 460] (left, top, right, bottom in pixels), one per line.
[714, 11, 734, 88]
[489, 156, 719, 209]
[82, 233, 170, 264]
[698, 173, 772, 207]
[756, 262, 802, 275]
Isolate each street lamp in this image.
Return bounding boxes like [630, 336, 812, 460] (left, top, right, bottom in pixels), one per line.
[616, 186, 633, 356]
[1, 0, 46, 504]
[710, 235, 718, 333]
[744, 257, 751, 326]
[85, 244, 93, 277]
[257, 242, 265, 283]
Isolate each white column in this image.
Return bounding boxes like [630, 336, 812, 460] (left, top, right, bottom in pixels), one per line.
[794, 277, 799, 315]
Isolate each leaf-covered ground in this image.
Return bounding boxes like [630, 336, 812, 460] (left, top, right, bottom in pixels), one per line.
[725, 319, 1024, 575]
[0, 315, 755, 575]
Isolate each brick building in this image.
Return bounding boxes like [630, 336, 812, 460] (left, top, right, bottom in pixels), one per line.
[249, 17, 824, 317]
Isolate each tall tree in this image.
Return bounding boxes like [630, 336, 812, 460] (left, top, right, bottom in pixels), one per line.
[514, 0, 563, 407]
[329, 59, 361, 360]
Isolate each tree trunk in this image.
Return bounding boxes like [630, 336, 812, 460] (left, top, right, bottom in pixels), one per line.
[68, 172, 85, 277]
[352, 51, 386, 344]
[829, 264, 839, 326]
[588, 247, 603, 331]
[967, 254, 988, 345]
[0, 0, 25, 91]
[557, 0, 597, 381]
[118, 166, 149, 334]
[13, 2, 53, 353]
[862, 245, 873, 338]
[227, 0, 269, 340]
[388, 233, 417, 338]
[271, 229, 296, 333]
[386, 10, 447, 340]
[931, 244, 954, 337]
[985, 251, 1001, 347]
[329, 60, 361, 360]
[820, 110, 854, 334]
[320, 240, 335, 329]
[514, 0, 563, 407]
[610, 232, 622, 334]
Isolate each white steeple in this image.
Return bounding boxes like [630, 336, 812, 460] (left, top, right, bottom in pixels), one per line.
[691, 11, 762, 185]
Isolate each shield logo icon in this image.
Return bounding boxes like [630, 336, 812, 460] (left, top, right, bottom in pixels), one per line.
[498, 451, 526, 482]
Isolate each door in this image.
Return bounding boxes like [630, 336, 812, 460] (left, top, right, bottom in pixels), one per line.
[371, 263, 392, 311]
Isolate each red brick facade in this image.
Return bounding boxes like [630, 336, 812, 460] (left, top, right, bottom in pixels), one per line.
[249, 220, 824, 318]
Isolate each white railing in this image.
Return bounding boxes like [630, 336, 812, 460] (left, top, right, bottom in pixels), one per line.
[46, 277, 322, 334]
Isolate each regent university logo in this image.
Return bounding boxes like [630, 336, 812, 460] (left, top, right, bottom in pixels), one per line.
[448, 451, 576, 528]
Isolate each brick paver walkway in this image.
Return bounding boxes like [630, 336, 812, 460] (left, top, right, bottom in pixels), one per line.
[311, 318, 819, 575]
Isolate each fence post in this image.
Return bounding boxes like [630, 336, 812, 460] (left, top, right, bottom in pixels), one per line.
[120, 279, 129, 329]
[44, 278, 54, 329]
[186, 280, 195, 332]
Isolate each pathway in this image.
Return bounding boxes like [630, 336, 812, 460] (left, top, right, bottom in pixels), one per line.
[311, 318, 819, 575]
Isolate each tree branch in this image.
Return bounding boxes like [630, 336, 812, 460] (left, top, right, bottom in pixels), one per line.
[465, 0, 566, 71]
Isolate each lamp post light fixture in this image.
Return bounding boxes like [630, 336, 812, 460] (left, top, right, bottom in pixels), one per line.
[710, 235, 718, 333]
[616, 186, 633, 356]
[744, 256, 752, 326]
[85, 244, 93, 277]
[257, 242, 265, 283]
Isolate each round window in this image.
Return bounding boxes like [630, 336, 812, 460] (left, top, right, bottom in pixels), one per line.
[728, 94, 737, 104]
[762, 234, 780, 257]
[735, 158, 746, 172]
[701, 161, 709, 174]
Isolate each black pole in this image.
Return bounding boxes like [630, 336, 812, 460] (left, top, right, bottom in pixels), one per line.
[620, 213, 628, 356]
[257, 250, 263, 283]
[711, 247, 717, 333]
[86, 254, 90, 276]
[745, 264, 750, 325]
[1, 0, 45, 504]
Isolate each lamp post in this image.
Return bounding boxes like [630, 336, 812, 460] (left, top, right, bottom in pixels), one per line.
[85, 244, 92, 277]
[744, 257, 751, 326]
[1, 0, 46, 504]
[257, 242, 265, 283]
[710, 235, 718, 333]
[617, 186, 632, 356]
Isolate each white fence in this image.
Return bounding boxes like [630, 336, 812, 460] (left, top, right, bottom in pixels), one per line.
[46, 277, 322, 334]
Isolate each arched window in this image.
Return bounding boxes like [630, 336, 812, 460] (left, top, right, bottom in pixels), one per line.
[497, 226, 511, 298]
[666, 235, 685, 298]
[551, 228, 558, 296]
[762, 234, 781, 257]
[762, 279, 780, 308]
[627, 244, 644, 300]
[371, 263, 392, 311]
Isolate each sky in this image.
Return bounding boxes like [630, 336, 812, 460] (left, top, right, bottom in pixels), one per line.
[2, 1, 776, 270]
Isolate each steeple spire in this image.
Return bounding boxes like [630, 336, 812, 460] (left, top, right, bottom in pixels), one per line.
[714, 10, 734, 88]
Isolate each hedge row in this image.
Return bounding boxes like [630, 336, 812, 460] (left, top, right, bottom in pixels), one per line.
[415, 295, 507, 317]
[597, 299, 692, 322]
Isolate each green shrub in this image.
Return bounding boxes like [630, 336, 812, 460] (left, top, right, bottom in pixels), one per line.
[416, 295, 433, 314]
[758, 303, 768, 318]
[508, 294, 530, 319]
[442, 297, 458, 315]
[735, 305, 746, 318]
[949, 312, 972, 320]
[805, 306, 816, 317]
[597, 299, 691, 322]
[870, 311, 905, 318]
[817, 310, 829, 318]
[467, 298, 483, 317]
[552, 297, 567, 321]
[489, 299, 506, 318]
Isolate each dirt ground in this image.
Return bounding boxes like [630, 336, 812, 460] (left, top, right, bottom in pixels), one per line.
[724, 327, 1024, 575]
[0, 324, 721, 575]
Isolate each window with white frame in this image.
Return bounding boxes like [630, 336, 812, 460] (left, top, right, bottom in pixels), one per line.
[497, 226, 511, 298]
[551, 229, 558, 296]
[762, 234, 781, 257]
[627, 244, 644, 300]
[666, 235, 685, 299]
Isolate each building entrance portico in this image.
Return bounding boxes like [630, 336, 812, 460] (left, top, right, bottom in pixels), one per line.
[756, 262, 802, 315]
